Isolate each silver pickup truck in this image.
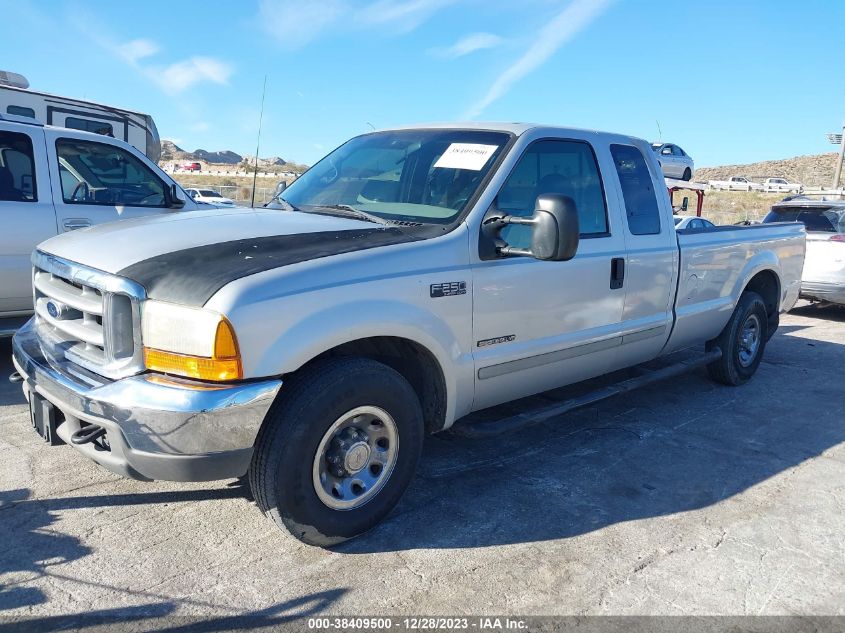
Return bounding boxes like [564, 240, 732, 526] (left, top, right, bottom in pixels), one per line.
[11, 123, 805, 546]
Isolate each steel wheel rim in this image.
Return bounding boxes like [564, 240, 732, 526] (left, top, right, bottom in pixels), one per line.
[738, 313, 761, 367]
[312, 405, 399, 511]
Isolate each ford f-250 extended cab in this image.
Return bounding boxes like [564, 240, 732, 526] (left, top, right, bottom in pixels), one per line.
[10, 123, 805, 546]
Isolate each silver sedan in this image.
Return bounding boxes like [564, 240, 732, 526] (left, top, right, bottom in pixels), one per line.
[652, 142, 694, 181]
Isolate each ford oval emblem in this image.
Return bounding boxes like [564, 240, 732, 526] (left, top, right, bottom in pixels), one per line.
[46, 301, 60, 318]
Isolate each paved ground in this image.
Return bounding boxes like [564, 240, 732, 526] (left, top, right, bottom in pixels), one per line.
[1, 303, 844, 625]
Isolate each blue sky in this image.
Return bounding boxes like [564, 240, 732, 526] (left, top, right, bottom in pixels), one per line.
[2, 0, 843, 167]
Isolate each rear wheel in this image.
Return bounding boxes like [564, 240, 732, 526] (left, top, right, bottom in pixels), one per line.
[249, 357, 424, 546]
[682, 168, 692, 181]
[706, 291, 768, 386]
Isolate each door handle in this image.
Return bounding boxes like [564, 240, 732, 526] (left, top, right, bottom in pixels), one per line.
[63, 219, 91, 231]
[610, 257, 625, 289]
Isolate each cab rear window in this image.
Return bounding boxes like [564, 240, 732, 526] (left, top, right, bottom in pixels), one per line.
[764, 207, 845, 233]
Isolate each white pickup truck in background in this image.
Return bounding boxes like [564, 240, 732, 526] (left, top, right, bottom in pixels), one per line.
[709, 176, 764, 191]
[762, 178, 803, 194]
[0, 114, 202, 336]
[11, 122, 805, 546]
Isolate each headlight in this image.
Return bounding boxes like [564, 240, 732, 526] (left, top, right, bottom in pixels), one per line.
[141, 301, 242, 381]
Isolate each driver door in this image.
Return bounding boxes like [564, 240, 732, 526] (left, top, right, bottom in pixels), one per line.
[43, 128, 173, 235]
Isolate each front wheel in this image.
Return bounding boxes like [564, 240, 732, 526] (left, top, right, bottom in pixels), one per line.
[249, 357, 424, 546]
[682, 168, 692, 181]
[706, 291, 768, 386]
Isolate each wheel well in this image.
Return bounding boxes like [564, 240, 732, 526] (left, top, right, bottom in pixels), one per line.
[301, 337, 448, 434]
[744, 270, 780, 327]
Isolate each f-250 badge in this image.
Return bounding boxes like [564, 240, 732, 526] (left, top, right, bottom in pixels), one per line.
[430, 281, 467, 298]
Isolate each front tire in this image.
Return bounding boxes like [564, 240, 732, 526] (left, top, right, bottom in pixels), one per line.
[682, 168, 692, 181]
[249, 357, 424, 546]
[706, 291, 768, 386]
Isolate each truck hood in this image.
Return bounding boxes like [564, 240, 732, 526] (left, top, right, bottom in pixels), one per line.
[38, 207, 415, 306]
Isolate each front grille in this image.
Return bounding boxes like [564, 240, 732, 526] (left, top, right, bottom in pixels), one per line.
[32, 251, 146, 380]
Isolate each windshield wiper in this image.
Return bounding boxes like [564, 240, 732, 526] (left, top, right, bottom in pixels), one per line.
[265, 196, 302, 212]
[311, 204, 390, 226]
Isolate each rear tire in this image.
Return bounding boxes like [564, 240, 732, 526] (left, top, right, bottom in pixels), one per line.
[682, 168, 692, 181]
[706, 291, 768, 386]
[249, 357, 424, 547]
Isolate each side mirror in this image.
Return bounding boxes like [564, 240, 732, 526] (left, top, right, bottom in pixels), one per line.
[274, 180, 287, 196]
[681, 196, 689, 213]
[169, 183, 187, 209]
[482, 194, 579, 262]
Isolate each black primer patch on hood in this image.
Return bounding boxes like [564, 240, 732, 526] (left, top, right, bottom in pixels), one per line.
[118, 228, 413, 306]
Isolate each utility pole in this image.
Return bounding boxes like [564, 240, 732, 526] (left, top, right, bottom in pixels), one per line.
[833, 122, 845, 191]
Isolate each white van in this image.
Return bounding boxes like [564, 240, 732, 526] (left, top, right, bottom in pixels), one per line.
[0, 70, 161, 162]
[0, 114, 202, 335]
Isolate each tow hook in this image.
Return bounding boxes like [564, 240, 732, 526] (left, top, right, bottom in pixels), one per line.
[71, 425, 107, 446]
[8, 372, 23, 383]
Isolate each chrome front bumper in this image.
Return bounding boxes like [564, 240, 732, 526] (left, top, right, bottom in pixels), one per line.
[11, 319, 282, 481]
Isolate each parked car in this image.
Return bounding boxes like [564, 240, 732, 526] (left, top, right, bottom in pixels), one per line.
[762, 178, 803, 194]
[0, 113, 200, 336]
[763, 200, 845, 305]
[651, 142, 694, 181]
[182, 162, 201, 172]
[673, 215, 716, 230]
[710, 176, 764, 191]
[11, 122, 805, 546]
[185, 188, 236, 207]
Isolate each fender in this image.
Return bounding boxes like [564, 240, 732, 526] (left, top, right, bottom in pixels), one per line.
[239, 299, 476, 427]
[729, 251, 781, 309]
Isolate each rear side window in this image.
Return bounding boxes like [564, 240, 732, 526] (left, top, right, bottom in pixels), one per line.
[611, 144, 661, 235]
[496, 139, 609, 248]
[0, 131, 37, 202]
[764, 207, 845, 233]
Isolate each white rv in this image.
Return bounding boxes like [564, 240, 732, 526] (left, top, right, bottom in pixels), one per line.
[0, 70, 160, 162]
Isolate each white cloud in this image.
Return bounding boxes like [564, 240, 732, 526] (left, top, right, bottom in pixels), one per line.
[356, 0, 457, 33]
[153, 57, 233, 94]
[430, 32, 505, 58]
[257, 0, 454, 48]
[465, 0, 615, 119]
[117, 38, 159, 64]
[257, 0, 349, 48]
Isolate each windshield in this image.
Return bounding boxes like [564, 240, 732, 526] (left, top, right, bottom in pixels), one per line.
[764, 206, 845, 233]
[200, 190, 222, 197]
[279, 129, 510, 225]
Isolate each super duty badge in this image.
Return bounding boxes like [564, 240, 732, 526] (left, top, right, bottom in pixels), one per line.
[430, 281, 467, 298]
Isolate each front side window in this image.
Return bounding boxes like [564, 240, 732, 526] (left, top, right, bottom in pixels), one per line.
[66, 117, 114, 137]
[495, 139, 608, 248]
[611, 144, 661, 236]
[280, 129, 510, 225]
[0, 131, 37, 202]
[56, 138, 166, 206]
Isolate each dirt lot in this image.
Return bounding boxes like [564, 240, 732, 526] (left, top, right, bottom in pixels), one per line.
[1, 303, 844, 626]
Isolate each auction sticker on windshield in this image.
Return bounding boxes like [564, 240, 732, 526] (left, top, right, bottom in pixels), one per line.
[434, 143, 499, 171]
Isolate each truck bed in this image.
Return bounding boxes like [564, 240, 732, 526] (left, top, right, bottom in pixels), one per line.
[666, 222, 806, 353]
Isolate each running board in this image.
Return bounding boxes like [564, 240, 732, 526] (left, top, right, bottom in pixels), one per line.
[451, 348, 723, 438]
